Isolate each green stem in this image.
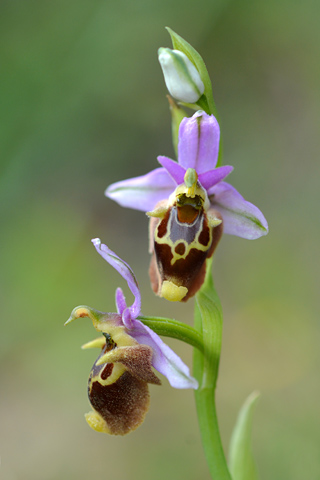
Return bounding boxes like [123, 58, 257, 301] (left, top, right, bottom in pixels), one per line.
[138, 315, 204, 352]
[193, 261, 232, 480]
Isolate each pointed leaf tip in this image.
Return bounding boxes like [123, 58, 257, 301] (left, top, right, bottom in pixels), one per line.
[229, 391, 261, 480]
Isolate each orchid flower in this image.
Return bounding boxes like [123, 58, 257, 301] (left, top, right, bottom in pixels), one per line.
[106, 111, 268, 302]
[66, 238, 197, 435]
[106, 111, 268, 239]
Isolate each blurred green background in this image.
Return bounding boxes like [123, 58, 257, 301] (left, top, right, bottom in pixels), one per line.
[1, 0, 319, 479]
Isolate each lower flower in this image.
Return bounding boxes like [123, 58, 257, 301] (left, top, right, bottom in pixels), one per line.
[69, 307, 161, 435]
[65, 239, 197, 435]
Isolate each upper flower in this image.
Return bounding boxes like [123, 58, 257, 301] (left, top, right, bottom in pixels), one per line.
[66, 239, 197, 434]
[106, 111, 268, 240]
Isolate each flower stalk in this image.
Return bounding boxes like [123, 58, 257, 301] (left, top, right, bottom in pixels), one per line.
[138, 315, 204, 352]
[193, 257, 232, 479]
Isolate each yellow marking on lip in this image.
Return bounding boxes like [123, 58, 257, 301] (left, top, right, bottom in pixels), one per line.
[160, 280, 188, 302]
[85, 411, 111, 434]
[89, 363, 126, 388]
[154, 208, 212, 265]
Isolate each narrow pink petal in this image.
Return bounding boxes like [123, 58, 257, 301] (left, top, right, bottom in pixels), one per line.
[178, 111, 220, 173]
[209, 182, 268, 239]
[198, 165, 233, 190]
[92, 239, 141, 318]
[105, 168, 176, 212]
[115, 287, 127, 315]
[157, 156, 186, 184]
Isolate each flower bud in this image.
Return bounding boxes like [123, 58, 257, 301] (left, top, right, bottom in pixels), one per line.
[158, 48, 205, 103]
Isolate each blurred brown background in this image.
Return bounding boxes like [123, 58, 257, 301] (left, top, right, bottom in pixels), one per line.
[1, 1, 319, 479]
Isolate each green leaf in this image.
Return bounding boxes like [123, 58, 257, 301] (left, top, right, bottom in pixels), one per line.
[229, 391, 260, 480]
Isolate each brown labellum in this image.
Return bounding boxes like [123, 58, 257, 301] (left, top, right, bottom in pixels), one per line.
[148, 172, 223, 302]
[86, 334, 161, 435]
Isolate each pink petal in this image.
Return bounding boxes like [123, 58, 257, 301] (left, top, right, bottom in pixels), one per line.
[198, 165, 233, 190]
[92, 239, 141, 319]
[178, 111, 220, 173]
[157, 156, 186, 184]
[105, 168, 176, 212]
[115, 287, 127, 315]
[209, 182, 268, 239]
